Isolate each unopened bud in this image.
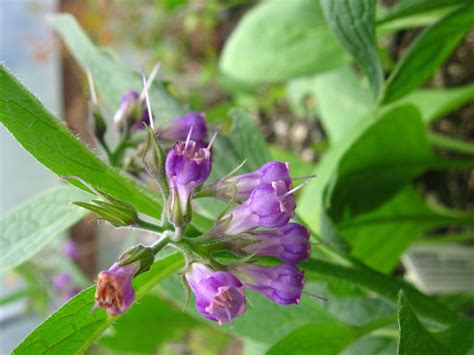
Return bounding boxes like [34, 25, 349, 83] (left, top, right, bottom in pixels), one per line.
[142, 128, 166, 178]
[119, 244, 154, 275]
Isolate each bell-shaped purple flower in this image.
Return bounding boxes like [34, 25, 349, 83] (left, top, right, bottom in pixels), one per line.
[185, 263, 247, 325]
[158, 112, 208, 144]
[214, 181, 296, 236]
[94, 261, 139, 316]
[166, 140, 212, 224]
[113, 90, 149, 132]
[229, 263, 304, 305]
[236, 223, 311, 264]
[207, 161, 291, 202]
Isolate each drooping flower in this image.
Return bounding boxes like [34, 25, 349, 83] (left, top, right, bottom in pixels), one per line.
[165, 138, 212, 226]
[113, 90, 149, 132]
[229, 263, 304, 305]
[213, 181, 296, 236]
[157, 112, 208, 144]
[206, 161, 291, 202]
[185, 262, 247, 325]
[234, 223, 310, 264]
[94, 261, 140, 316]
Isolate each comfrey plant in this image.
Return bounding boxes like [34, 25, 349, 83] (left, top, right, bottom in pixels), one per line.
[76, 68, 312, 325]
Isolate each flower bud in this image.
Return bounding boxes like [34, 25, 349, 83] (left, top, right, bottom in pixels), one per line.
[142, 127, 166, 179]
[185, 263, 247, 325]
[229, 263, 304, 305]
[207, 161, 291, 202]
[158, 112, 208, 144]
[165, 140, 211, 227]
[95, 261, 140, 316]
[113, 90, 148, 132]
[235, 223, 310, 264]
[213, 181, 296, 236]
[118, 244, 155, 275]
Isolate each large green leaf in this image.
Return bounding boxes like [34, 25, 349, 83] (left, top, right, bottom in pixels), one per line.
[397, 292, 447, 355]
[298, 105, 433, 230]
[219, 0, 348, 84]
[13, 253, 184, 354]
[326, 105, 433, 222]
[311, 67, 474, 144]
[341, 187, 474, 273]
[378, 0, 469, 23]
[99, 294, 197, 353]
[0, 65, 163, 220]
[0, 185, 89, 272]
[312, 66, 372, 144]
[381, 4, 474, 104]
[321, 0, 383, 99]
[267, 322, 358, 355]
[49, 14, 183, 122]
[386, 84, 474, 124]
[302, 259, 460, 326]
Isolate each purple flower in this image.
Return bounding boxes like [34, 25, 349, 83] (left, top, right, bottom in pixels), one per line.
[113, 90, 149, 132]
[52, 272, 82, 301]
[213, 181, 296, 236]
[95, 261, 139, 316]
[235, 223, 311, 264]
[208, 161, 291, 202]
[185, 263, 247, 325]
[158, 112, 208, 144]
[63, 240, 79, 262]
[166, 140, 212, 224]
[52, 272, 73, 290]
[229, 263, 304, 305]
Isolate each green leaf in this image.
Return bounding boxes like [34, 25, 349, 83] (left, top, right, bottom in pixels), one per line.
[298, 105, 433, 230]
[302, 259, 460, 326]
[0, 65, 163, 220]
[311, 67, 474, 144]
[378, 0, 469, 23]
[267, 322, 358, 355]
[382, 4, 474, 104]
[386, 84, 474, 124]
[312, 66, 372, 144]
[397, 292, 447, 355]
[327, 105, 434, 222]
[321, 0, 383, 99]
[340, 187, 471, 273]
[12, 253, 184, 354]
[49, 14, 183, 122]
[99, 294, 197, 353]
[219, 0, 348, 84]
[0, 185, 89, 272]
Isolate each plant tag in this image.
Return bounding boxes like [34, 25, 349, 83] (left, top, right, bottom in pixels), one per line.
[402, 243, 474, 294]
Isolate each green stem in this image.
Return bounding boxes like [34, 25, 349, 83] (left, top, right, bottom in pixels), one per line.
[135, 219, 170, 235]
[151, 237, 170, 254]
[428, 132, 474, 156]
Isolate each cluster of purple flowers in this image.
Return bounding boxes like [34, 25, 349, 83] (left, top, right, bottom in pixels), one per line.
[92, 87, 310, 325]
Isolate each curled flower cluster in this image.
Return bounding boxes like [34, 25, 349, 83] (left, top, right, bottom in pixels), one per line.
[89, 77, 310, 324]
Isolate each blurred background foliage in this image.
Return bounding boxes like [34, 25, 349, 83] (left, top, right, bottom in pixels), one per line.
[1, 0, 473, 354]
